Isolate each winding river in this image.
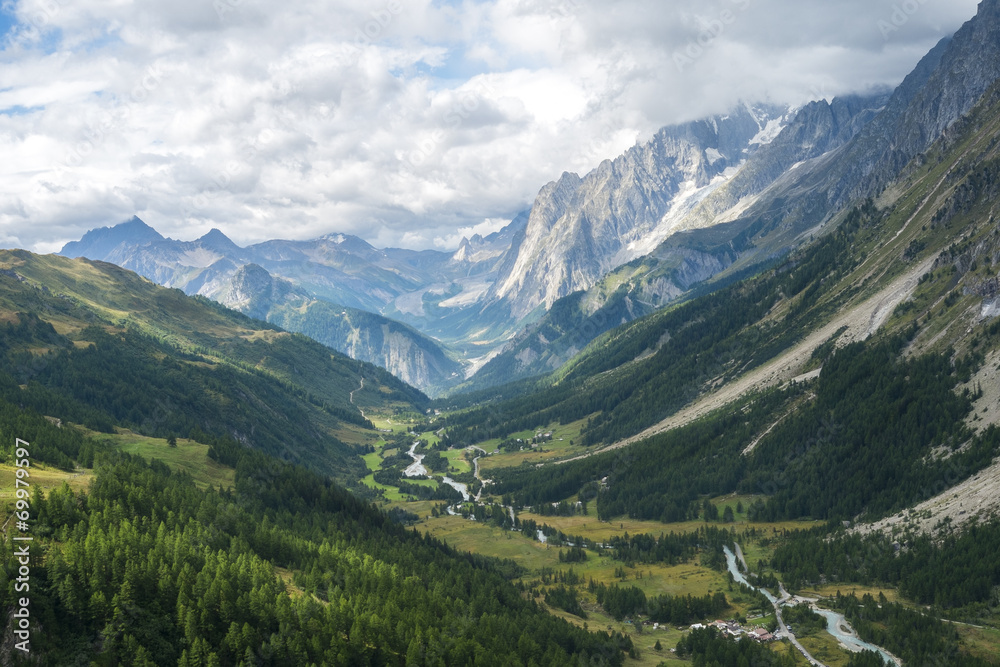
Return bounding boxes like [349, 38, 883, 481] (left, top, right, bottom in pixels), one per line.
[723, 546, 898, 665]
[403, 442, 472, 501]
[403, 441, 428, 477]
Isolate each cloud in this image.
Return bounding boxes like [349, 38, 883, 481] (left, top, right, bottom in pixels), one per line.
[0, 0, 982, 253]
[432, 216, 512, 249]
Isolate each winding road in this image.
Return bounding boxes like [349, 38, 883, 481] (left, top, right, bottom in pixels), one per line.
[725, 546, 825, 666]
[349, 377, 366, 419]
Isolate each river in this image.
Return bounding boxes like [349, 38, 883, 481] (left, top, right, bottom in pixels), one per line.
[813, 609, 898, 665]
[723, 545, 897, 665]
[441, 476, 470, 501]
[403, 442, 472, 501]
[724, 546, 777, 604]
[403, 441, 427, 477]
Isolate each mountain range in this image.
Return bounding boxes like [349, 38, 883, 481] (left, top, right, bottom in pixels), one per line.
[70, 2, 1000, 398]
[54, 1, 1000, 401]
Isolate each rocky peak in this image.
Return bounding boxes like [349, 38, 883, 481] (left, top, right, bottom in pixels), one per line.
[197, 228, 241, 254]
[60, 216, 164, 260]
[219, 263, 298, 321]
[488, 103, 790, 319]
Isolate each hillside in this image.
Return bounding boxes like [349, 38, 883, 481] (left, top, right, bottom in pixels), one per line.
[362, 55, 1000, 667]
[441, 72, 1000, 520]
[0, 250, 640, 665]
[0, 250, 426, 481]
[0, 391, 628, 666]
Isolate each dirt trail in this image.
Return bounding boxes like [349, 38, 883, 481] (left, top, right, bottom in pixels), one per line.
[558, 255, 936, 465]
[350, 377, 366, 419]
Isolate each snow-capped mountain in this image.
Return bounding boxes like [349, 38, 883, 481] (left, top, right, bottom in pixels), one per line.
[486, 103, 794, 320]
[64, 0, 1000, 399]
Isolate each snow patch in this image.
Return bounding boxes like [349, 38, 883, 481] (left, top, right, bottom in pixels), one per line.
[705, 147, 724, 164]
[619, 161, 745, 262]
[749, 118, 786, 146]
[438, 279, 492, 309]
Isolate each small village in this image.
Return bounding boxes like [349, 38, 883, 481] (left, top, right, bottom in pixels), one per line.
[690, 619, 776, 643]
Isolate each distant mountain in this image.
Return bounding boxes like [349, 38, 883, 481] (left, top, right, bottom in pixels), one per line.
[60, 215, 165, 258]
[219, 263, 465, 395]
[59, 222, 474, 393]
[67, 0, 1000, 399]
[457, 92, 890, 392]
[460, 0, 1000, 393]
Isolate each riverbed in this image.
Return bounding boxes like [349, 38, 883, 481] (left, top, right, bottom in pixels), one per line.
[403, 441, 427, 477]
[723, 545, 897, 665]
[403, 443, 472, 501]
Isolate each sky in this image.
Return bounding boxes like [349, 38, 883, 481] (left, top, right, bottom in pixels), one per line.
[0, 0, 983, 254]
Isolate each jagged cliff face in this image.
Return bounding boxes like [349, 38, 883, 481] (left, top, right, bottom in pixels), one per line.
[744, 0, 1000, 221]
[675, 93, 891, 233]
[489, 103, 793, 320]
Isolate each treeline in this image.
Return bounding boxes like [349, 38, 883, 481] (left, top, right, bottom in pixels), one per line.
[395, 479, 463, 502]
[545, 585, 587, 618]
[589, 580, 728, 625]
[491, 331, 1000, 524]
[606, 527, 736, 566]
[771, 519, 1000, 613]
[0, 374, 96, 470]
[0, 444, 628, 665]
[833, 594, 997, 667]
[441, 203, 880, 450]
[605, 531, 702, 565]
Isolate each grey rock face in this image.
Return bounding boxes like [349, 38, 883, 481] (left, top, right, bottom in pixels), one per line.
[488, 104, 792, 320]
[59, 223, 464, 393]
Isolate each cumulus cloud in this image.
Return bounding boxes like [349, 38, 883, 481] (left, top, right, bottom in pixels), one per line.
[0, 0, 982, 253]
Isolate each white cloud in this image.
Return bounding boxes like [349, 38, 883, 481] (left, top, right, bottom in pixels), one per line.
[0, 0, 982, 253]
[433, 216, 511, 249]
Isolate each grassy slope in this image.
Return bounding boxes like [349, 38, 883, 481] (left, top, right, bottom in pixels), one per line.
[0, 250, 424, 413]
[0, 250, 430, 483]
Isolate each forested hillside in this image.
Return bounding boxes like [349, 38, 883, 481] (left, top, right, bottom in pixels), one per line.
[489, 331, 1000, 523]
[0, 250, 426, 481]
[0, 251, 630, 665]
[0, 426, 628, 664]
